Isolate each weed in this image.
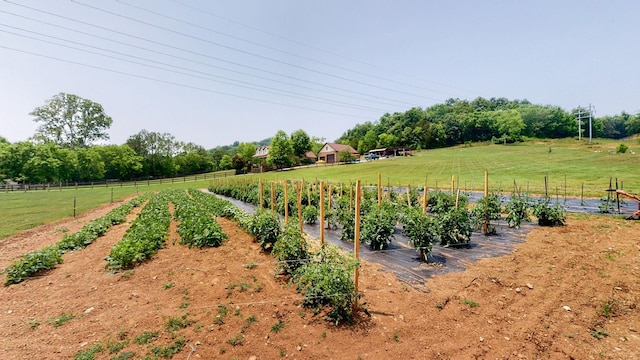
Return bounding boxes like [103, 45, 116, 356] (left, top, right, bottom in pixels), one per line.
[566, 333, 574, 338]
[74, 342, 103, 360]
[271, 320, 285, 333]
[111, 351, 135, 360]
[393, 331, 400, 342]
[217, 303, 228, 316]
[279, 346, 286, 357]
[461, 298, 479, 308]
[298, 310, 307, 317]
[165, 314, 192, 333]
[194, 323, 203, 330]
[163, 281, 175, 290]
[244, 261, 257, 269]
[219, 347, 226, 354]
[28, 318, 40, 329]
[234, 307, 241, 317]
[241, 316, 257, 333]
[133, 331, 158, 345]
[151, 338, 186, 357]
[591, 328, 609, 339]
[321, 331, 326, 338]
[120, 270, 135, 279]
[49, 312, 75, 328]
[601, 300, 618, 318]
[179, 302, 189, 309]
[106, 338, 129, 354]
[227, 333, 244, 346]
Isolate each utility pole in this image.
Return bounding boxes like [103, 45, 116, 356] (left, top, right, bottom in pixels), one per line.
[577, 108, 582, 141]
[588, 104, 594, 143]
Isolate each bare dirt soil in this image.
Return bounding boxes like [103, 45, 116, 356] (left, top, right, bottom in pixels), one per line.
[1, 200, 639, 359]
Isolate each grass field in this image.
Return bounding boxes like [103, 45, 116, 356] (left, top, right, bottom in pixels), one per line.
[1, 139, 638, 239]
[251, 138, 639, 195]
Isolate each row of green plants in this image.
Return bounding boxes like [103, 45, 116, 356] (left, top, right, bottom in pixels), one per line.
[105, 191, 173, 270]
[209, 180, 567, 263]
[212, 195, 360, 325]
[4, 193, 150, 285]
[170, 189, 227, 248]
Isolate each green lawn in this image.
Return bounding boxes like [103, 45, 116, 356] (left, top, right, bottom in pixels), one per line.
[0, 139, 638, 239]
[245, 138, 639, 197]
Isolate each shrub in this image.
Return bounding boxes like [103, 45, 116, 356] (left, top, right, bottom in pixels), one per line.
[272, 222, 309, 275]
[302, 205, 318, 224]
[249, 210, 282, 251]
[470, 193, 502, 234]
[292, 245, 359, 325]
[532, 198, 566, 226]
[435, 207, 472, 247]
[360, 206, 396, 250]
[401, 207, 438, 261]
[616, 143, 628, 153]
[505, 193, 531, 228]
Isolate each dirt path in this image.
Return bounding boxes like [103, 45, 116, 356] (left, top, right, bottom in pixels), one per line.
[0, 199, 639, 359]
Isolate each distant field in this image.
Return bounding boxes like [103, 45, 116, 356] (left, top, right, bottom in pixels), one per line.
[1, 139, 638, 239]
[244, 138, 639, 197]
[0, 171, 232, 239]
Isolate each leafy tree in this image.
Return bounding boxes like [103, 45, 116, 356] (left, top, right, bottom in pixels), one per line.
[98, 145, 143, 180]
[76, 147, 105, 181]
[218, 154, 233, 170]
[625, 113, 640, 135]
[30, 93, 112, 149]
[267, 130, 293, 169]
[126, 130, 178, 177]
[310, 136, 326, 155]
[337, 148, 356, 163]
[290, 129, 311, 159]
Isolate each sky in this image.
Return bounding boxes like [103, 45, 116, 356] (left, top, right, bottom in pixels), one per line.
[1, 0, 639, 149]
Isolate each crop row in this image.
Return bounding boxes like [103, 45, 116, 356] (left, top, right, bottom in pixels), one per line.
[171, 189, 227, 247]
[4, 193, 150, 285]
[105, 191, 172, 270]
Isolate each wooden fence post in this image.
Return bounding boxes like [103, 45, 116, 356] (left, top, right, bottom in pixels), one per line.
[353, 179, 362, 312]
[320, 181, 325, 246]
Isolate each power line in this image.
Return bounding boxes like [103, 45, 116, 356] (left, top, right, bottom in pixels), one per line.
[118, 0, 456, 98]
[1, 3, 420, 108]
[71, 0, 440, 101]
[0, 44, 373, 121]
[0, 25, 389, 113]
[171, 0, 471, 96]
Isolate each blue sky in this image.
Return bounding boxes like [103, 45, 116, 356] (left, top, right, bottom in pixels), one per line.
[1, 0, 638, 149]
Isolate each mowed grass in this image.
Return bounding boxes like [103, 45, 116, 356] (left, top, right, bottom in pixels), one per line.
[0, 139, 637, 239]
[246, 138, 639, 197]
[0, 171, 232, 239]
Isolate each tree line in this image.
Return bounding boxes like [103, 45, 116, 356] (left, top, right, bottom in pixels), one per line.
[2, 93, 639, 184]
[336, 97, 640, 154]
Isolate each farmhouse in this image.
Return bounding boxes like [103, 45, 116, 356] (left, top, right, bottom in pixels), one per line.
[252, 145, 270, 173]
[317, 143, 359, 163]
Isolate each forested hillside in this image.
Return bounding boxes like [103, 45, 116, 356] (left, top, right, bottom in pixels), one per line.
[337, 97, 640, 153]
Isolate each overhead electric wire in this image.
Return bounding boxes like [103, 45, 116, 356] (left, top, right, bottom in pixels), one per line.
[118, 0, 456, 98]
[71, 0, 442, 101]
[2, 1, 421, 108]
[171, 0, 472, 96]
[0, 25, 388, 113]
[0, 44, 373, 121]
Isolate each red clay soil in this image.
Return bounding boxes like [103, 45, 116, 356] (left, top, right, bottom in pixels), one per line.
[0, 200, 639, 360]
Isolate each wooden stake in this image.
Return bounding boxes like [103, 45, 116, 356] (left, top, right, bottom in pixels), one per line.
[284, 181, 289, 223]
[407, 184, 411, 207]
[271, 182, 275, 213]
[483, 170, 489, 235]
[259, 180, 263, 210]
[377, 173, 382, 209]
[297, 182, 303, 232]
[353, 179, 362, 312]
[320, 181, 325, 246]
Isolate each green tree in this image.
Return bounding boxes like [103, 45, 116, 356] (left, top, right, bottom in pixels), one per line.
[98, 145, 143, 180]
[625, 113, 640, 135]
[337, 148, 355, 163]
[30, 93, 113, 149]
[290, 129, 312, 159]
[126, 130, 178, 177]
[76, 147, 105, 181]
[267, 130, 293, 169]
[219, 154, 233, 170]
